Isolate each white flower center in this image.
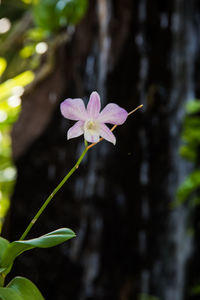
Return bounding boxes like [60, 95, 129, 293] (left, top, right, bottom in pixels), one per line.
[84, 119, 100, 134]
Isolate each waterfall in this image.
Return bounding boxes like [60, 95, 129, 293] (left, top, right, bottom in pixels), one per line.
[69, 1, 199, 299]
[151, 1, 197, 299]
[97, 0, 111, 100]
[135, 0, 151, 297]
[135, 0, 198, 299]
[70, 2, 112, 299]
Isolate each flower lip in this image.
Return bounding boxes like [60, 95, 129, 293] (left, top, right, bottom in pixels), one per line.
[83, 119, 100, 143]
[84, 119, 100, 132]
[60, 91, 128, 145]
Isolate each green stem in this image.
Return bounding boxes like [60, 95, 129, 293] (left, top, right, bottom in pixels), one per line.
[19, 146, 88, 241]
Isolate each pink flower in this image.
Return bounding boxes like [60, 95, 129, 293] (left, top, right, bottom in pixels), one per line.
[60, 91, 128, 145]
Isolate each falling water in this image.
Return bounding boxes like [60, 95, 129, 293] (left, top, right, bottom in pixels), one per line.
[73, 1, 198, 299]
[135, 0, 198, 299]
[151, 1, 197, 300]
[135, 0, 151, 296]
[97, 0, 111, 100]
[70, 2, 112, 299]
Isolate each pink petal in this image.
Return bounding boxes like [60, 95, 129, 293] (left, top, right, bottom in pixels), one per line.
[87, 91, 101, 119]
[60, 98, 88, 121]
[67, 121, 84, 140]
[100, 123, 116, 145]
[98, 103, 128, 125]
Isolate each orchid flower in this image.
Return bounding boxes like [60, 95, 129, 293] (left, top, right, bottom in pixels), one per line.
[60, 91, 128, 145]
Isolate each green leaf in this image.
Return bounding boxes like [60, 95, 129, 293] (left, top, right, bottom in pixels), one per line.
[1, 228, 75, 268]
[0, 276, 44, 300]
[7, 276, 44, 300]
[0, 268, 6, 274]
[0, 287, 22, 300]
[0, 238, 9, 268]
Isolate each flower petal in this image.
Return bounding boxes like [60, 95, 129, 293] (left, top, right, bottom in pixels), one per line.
[98, 103, 128, 125]
[100, 123, 116, 145]
[67, 121, 84, 140]
[87, 91, 101, 119]
[60, 98, 88, 121]
[84, 130, 100, 143]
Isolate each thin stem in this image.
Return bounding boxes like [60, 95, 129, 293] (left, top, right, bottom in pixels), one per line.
[87, 104, 143, 150]
[19, 104, 143, 240]
[127, 104, 143, 116]
[19, 146, 88, 241]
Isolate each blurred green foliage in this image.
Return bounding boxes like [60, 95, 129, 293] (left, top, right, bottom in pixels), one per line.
[0, 0, 88, 232]
[0, 70, 34, 232]
[177, 100, 200, 205]
[177, 170, 200, 205]
[177, 100, 200, 295]
[0, 58, 7, 77]
[33, 0, 88, 32]
[190, 284, 200, 296]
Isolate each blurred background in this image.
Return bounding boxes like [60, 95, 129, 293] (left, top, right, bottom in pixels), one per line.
[0, 0, 200, 299]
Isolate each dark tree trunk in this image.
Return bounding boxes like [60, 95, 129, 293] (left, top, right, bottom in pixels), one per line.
[5, 0, 200, 300]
